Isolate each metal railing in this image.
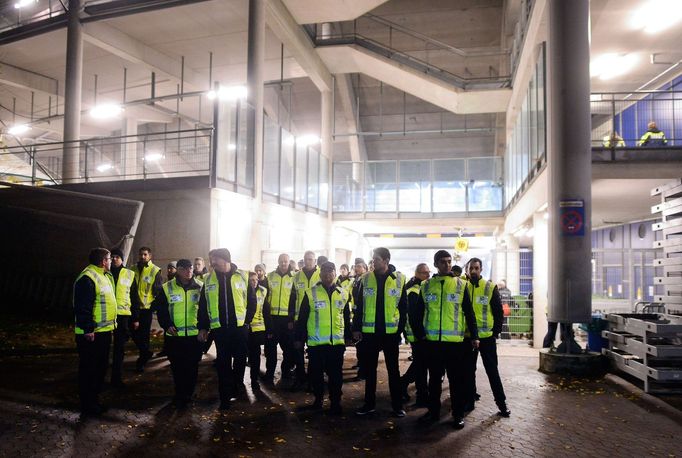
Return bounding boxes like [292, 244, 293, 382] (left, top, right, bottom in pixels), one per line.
[310, 14, 510, 90]
[0, 128, 212, 184]
[500, 295, 533, 340]
[0, 0, 67, 36]
[333, 157, 503, 215]
[591, 91, 681, 148]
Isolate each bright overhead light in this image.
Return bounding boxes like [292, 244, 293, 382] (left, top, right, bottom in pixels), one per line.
[631, 0, 682, 34]
[14, 0, 37, 8]
[207, 85, 248, 101]
[228, 143, 236, 151]
[96, 163, 113, 173]
[90, 103, 123, 119]
[590, 53, 638, 80]
[296, 134, 321, 147]
[8, 124, 30, 135]
[144, 152, 164, 162]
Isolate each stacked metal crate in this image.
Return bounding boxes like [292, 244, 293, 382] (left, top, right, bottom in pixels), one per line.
[601, 178, 682, 393]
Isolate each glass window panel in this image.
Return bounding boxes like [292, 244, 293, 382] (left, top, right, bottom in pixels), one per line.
[263, 115, 280, 196]
[307, 148, 319, 209]
[432, 159, 466, 212]
[333, 162, 362, 212]
[467, 157, 495, 181]
[280, 129, 295, 201]
[399, 160, 431, 212]
[295, 143, 307, 205]
[216, 99, 237, 182]
[468, 181, 503, 211]
[537, 47, 546, 157]
[319, 155, 328, 211]
[236, 102, 253, 189]
[365, 161, 396, 212]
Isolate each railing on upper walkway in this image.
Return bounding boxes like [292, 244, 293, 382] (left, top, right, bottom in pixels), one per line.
[333, 157, 503, 215]
[0, 128, 212, 184]
[308, 14, 510, 90]
[0, 0, 67, 36]
[591, 91, 682, 148]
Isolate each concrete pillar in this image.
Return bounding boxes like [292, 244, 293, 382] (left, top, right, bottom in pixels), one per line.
[546, 0, 592, 323]
[504, 234, 520, 295]
[533, 210, 549, 349]
[62, 0, 84, 183]
[246, 0, 265, 200]
[121, 117, 138, 178]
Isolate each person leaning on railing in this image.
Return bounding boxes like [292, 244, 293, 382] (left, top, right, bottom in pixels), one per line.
[602, 131, 625, 148]
[638, 121, 668, 146]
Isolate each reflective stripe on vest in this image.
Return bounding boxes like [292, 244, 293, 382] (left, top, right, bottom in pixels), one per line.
[163, 279, 201, 336]
[204, 269, 248, 328]
[361, 271, 405, 334]
[115, 268, 135, 315]
[294, 267, 320, 320]
[74, 265, 117, 334]
[422, 276, 466, 342]
[135, 262, 160, 309]
[251, 286, 267, 332]
[306, 283, 347, 346]
[404, 283, 421, 343]
[266, 270, 295, 316]
[469, 279, 494, 338]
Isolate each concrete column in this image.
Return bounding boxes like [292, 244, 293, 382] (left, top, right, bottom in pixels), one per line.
[246, 0, 265, 200]
[62, 0, 84, 183]
[121, 117, 138, 178]
[546, 0, 592, 323]
[533, 210, 549, 349]
[504, 234, 520, 295]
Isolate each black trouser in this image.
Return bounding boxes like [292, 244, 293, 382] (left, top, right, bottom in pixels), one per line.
[466, 336, 506, 406]
[425, 340, 468, 419]
[264, 316, 293, 377]
[308, 345, 345, 406]
[355, 339, 366, 377]
[543, 322, 573, 348]
[111, 316, 130, 383]
[76, 332, 112, 412]
[166, 335, 202, 402]
[360, 333, 402, 410]
[132, 309, 153, 362]
[248, 330, 266, 383]
[292, 342, 306, 381]
[214, 326, 248, 403]
[401, 340, 428, 402]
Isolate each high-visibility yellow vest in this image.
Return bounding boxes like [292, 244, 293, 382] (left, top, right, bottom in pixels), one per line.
[266, 270, 295, 317]
[135, 262, 161, 309]
[162, 279, 201, 336]
[467, 278, 495, 338]
[422, 275, 467, 342]
[251, 285, 267, 332]
[404, 282, 421, 343]
[305, 282, 347, 346]
[204, 269, 249, 328]
[114, 268, 135, 316]
[293, 267, 320, 319]
[74, 265, 117, 334]
[360, 270, 405, 334]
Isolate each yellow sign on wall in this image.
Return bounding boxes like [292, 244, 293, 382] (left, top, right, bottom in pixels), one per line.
[455, 237, 469, 252]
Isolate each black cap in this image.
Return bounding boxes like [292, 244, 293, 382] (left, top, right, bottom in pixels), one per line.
[110, 248, 124, 259]
[167, 261, 177, 269]
[176, 259, 192, 269]
[320, 261, 336, 272]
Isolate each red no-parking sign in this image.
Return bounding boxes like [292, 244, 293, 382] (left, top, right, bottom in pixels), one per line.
[559, 200, 585, 236]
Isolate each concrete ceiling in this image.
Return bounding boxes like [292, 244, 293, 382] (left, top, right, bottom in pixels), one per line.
[591, 178, 661, 227]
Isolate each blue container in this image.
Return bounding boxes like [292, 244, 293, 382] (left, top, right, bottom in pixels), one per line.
[586, 313, 608, 352]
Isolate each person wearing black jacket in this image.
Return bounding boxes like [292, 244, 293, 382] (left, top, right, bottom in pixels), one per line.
[247, 271, 273, 390]
[351, 258, 367, 380]
[132, 247, 164, 372]
[154, 259, 203, 408]
[352, 247, 408, 418]
[464, 258, 510, 418]
[411, 250, 479, 429]
[109, 248, 140, 388]
[197, 248, 256, 410]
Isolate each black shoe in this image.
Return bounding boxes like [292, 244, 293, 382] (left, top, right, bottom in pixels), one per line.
[453, 417, 465, 429]
[355, 405, 376, 416]
[392, 409, 406, 418]
[497, 404, 511, 417]
[251, 381, 261, 391]
[328, 404, 343, 415]
[418, 411, 438, 425]
[262, 376, 274, 385]
[290, 380, 306, 392]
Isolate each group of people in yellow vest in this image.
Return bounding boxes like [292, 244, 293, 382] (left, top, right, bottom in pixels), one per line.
[74, 245, 510, 429]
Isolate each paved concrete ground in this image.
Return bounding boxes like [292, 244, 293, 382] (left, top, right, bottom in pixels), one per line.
[0, 343, 679, 457]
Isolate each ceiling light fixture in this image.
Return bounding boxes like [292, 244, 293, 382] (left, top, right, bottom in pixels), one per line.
[631, 0, 682, 34]
[96, 163, 113, 173]
[296, 134, 321, 147]
[8, 124, 30, 135]
[207, 85, 248, 101]
[14, 0, 37, 9]
[90, 103, 123, 119]
[590, 53, 639, 80]
[144, 153, 164, 162]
